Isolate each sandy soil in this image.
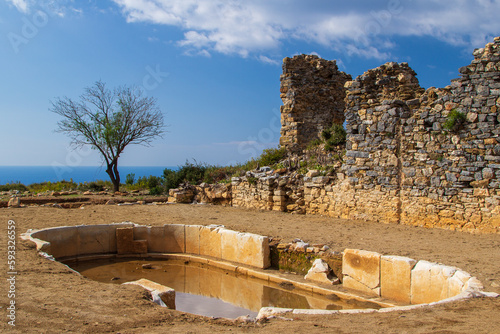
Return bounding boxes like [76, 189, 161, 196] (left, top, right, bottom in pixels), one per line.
[1, 202, 499, 333]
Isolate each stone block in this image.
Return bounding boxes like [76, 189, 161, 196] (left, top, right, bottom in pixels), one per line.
[342, 276, 380, 297]
[346, 150, 370, 159]
[272, 204, 287, 212]
[124, 279, 176, 309]
[274, 189, 286, 196]
[77, 225, 114, 256]
[138, 226, 166, 253]
[43, 226, 79, 258]
[343, 249, 381, 292]
[305, 259, 338, 285]
[306, 170, 320, 178]
[410, 260, 457, 304]
[313, 176, 330, 184]
[172, 190, 194, 203]
[8, 197, 20, 207]
[380, 255, 417, 303]
[448, 270, 471, 298]
[116, 228, 135, 255]
[132, 225, 185, 254]
[133, 240, 148, 254]
[164, 224, 186, 253]
[185, 225, 201, 255]
[109, 223, 134, 253]
[236, 232, 271, 269]
[132, 225, 148, 241]
[272, 195, 285, 202]
[199, 226, 222, 259]
[220, 229, 239, 263]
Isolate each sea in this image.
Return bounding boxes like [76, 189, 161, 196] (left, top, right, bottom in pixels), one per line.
[0, 166, 177, 185]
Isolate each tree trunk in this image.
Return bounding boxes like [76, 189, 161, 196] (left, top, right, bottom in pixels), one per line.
[106, 162, 121, 193]
[113, 162, 120, 192]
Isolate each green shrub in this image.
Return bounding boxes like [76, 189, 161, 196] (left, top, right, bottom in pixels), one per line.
[324, 140, 335, 152]
[163, 168, 181, 192]
[307, 139, 322, 150]
[0, 183, 28, 192]
[257, 147, 287, 167]
[149, 186, 163, 195]
[308, 123, 346, 153]
[28, 180, 78, 193]
[321, 129, 332, 141]
[247, 176, 258, 185]
[443, 109, 467, 131]
[163, 160, 208, 192]
[328, 123, 346, 145]
[88, 182, 104, 192]
[125, 173, 135, 185]
[203, 166, 234, 184]
[135, 176, 148, 188]
[147, 175, 162, 189]
[159, 147, 287, 191]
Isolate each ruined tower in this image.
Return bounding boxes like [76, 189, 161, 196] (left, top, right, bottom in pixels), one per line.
[279, 55, 351, 153]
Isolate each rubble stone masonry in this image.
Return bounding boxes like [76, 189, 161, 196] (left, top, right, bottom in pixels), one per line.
[175, 38, 500, 233]
[279, 55, 351, 153]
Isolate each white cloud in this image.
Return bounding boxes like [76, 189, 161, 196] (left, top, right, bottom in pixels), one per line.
[11, 1, 500, 60]
[5, 0, 81, 17]
[336, 58, 346, 70]
[6, 0, 29, 12]
[110, 0, 500, 60]
[197, 49, 211, 57]
[258, 55, 279, 66]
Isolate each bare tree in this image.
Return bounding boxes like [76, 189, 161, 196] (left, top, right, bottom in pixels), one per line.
[50, 80, 165, 192]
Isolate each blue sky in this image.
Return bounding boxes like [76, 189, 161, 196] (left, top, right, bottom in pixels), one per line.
[1, 0, 499, 168]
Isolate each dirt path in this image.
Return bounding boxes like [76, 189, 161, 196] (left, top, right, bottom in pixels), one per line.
[1, 203, 499, 333]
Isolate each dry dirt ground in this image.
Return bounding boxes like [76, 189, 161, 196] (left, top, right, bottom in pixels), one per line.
[1, 202, 499, 333]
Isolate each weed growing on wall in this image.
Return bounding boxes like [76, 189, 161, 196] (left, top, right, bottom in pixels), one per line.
[443, 109, 467, 132]
[320, 123, 347, 151]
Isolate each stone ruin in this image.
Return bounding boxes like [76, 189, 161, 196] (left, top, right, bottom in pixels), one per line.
[22, 224, 495, 311]
[169, 37, 500, 234]
[279, 55, 351, 153]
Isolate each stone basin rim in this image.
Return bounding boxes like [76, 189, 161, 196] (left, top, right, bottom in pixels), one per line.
[20, 223, 498, 320]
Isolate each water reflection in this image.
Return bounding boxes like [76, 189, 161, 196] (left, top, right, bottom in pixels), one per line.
[65, 258, 380, 318]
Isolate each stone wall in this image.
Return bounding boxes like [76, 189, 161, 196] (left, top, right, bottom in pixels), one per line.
[279, 55, 351, 153]
[244, 38, 499, 233]
[398, 41, 500, 231]
[342, 62, 425, 224]
[171, 37, 500, 234]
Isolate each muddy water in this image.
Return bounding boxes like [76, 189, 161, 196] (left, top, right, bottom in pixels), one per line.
[65, 258, 381, 318]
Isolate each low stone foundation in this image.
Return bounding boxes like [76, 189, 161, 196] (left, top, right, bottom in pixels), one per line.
[22, 223, 270, 269]
[21, 224, 496, 311]
[342, 249, 486, 304]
